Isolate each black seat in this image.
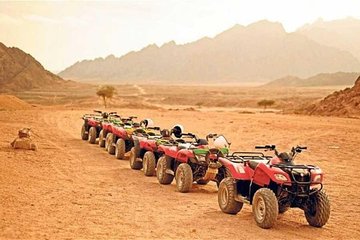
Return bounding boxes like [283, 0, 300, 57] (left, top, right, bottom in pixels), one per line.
[248, 160, 259, 170]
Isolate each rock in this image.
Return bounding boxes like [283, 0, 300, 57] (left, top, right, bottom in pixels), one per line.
[305, 75, 360, 117]
[10, 128, 37, 151]
[11, 137, 37, 151]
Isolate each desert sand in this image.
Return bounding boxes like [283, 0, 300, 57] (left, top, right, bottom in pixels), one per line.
[1, 107, 360, 239]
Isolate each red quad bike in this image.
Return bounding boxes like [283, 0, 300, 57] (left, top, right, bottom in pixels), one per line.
[218, 145, 330, 229]
[80, 110, 116, 144]
[105, 117, 159, 160]
[129, 125, 187, 177]
[155, 129, 231, 193]
[98, 113, 123, 148]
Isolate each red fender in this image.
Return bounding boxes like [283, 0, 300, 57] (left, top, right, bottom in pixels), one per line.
[310, 168, 324, 184]
[112, 126, 128, 140]
[160, 145, 178, 159]
[102, 123, 112, 132]
[218, 157, 253, 180]
[140, 140, 157, 152]
[88, 119, 100, 127]
[176, 149, 194, 163]
[252, 163, 291, 187]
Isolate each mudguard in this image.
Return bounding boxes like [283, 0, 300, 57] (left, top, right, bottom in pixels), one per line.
[310, 167, 324, 184]
[112, 126, 128, 140]
[218, 157, 253, 180]
[160, 145, 178, 159]
[176, 149, 194, 163]
[88, 119, 100, 127]
[252, 163, 291, 187]
[139, 139, 157, 152]
[102, 122, 113, 133]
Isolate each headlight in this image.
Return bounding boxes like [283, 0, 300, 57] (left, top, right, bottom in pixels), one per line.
[274, 174, 288, 181]
[313, 174, 322, 183]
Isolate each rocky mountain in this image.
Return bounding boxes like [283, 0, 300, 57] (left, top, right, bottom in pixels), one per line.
[265, 72, 359, 87]
[306, 75, 360, 117]
[59, 20, 360, 83]
[298, 17, 360, 62]
[0, 42, 64, 92]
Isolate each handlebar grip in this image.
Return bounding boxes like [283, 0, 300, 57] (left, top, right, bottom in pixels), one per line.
[255, 146, 266, 149]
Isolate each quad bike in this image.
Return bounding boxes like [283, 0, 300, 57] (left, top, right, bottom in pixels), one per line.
[98, 113, 123, 148]
[129, 125, 189, 176]
[80, 110, 116, 144]
[155, 127, 231, 193]
[217, 145, 330, 229]
[105, 117, 160, 160]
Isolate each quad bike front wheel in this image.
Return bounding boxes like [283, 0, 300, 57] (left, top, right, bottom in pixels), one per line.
[252, 188, 279, 229]
[143, 151, 156, 176]
[88, 127, 97, 144]
[107, 133, 116, 155]
[156, 156, 174, 185]
[129, 147, 143, 170]
[115, 138, 126, 159]
[304, 189, 330, 227]
[218, 177, 243, 214]
[175, 163, 193, 193]
[81, 124, 88, 140]
[98, 130, 106, 148]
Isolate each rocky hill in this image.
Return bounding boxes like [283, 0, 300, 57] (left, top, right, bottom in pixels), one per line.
[0, 42, 64, 92]
[265, 72, 359, 87]
[306, 75, 360, 117]
[59, 20, 360, 83]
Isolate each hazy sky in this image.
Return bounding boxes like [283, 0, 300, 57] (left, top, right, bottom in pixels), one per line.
[1, 0, 360, 72]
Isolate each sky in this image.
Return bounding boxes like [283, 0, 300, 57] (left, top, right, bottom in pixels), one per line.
[1, 0, 360, 72]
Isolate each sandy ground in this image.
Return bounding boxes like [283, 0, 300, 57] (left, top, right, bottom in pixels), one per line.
[1, 108, 360, 239]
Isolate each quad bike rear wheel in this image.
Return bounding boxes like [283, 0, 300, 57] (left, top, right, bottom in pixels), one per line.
[98, 130, 106, 148]
[156, 156, 174, 184]
[107, 133, 116, 155]
[115, 138, 126, 159]
[304, 189, 330, 227]
[88, 127, 97, 144]
[252, 188, 279, 229]
[143, 151, 156, 176]
[218, 177, 243, 214]
[81, 124, 88, 140]
[129, 147, 143, 170]
[175, 163, 193, 193]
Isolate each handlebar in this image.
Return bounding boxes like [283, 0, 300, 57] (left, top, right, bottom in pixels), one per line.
[181, 133, 196, 139]
[255, 145, 276, 150]
[147, 127, 160, 131]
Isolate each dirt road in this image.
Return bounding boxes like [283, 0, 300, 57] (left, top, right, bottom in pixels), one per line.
[1, 109, 359, 239]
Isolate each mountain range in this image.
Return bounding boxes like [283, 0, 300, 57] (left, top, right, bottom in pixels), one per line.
[59, 19, 360, 84]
